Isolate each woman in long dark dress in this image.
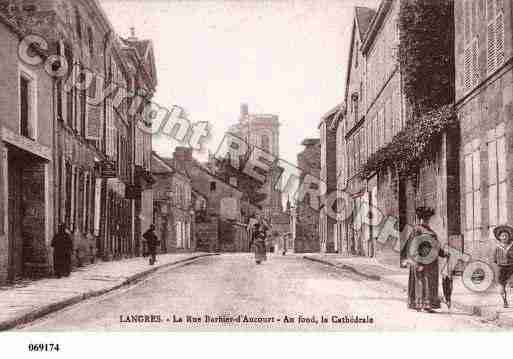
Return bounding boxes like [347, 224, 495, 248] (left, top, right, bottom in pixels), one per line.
[402, 206, 448, 312]
[252, 222, 267, 264]
[51, 224, 73, 277]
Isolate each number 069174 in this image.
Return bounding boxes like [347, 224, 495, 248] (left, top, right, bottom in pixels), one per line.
[28, 343, 60, 352]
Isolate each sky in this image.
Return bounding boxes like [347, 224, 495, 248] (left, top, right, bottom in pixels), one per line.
[101, 0, 378, 165]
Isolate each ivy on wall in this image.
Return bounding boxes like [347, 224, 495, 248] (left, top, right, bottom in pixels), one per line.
[359, 0, 455, 180]
[398, 0, 454, 117]
[360, 104, 456, 179]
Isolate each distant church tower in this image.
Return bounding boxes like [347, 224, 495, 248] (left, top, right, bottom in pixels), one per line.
[229, 103, 282, 218]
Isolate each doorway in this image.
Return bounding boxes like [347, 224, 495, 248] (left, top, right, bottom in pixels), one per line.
[7, 146, 46, 281]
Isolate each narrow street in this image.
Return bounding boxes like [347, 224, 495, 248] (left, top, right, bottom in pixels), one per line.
[18, 254, 499, 331]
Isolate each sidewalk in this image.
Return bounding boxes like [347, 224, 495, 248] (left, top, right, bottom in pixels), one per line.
[0, 252, 216, 331]
[304, 254, 513, 327]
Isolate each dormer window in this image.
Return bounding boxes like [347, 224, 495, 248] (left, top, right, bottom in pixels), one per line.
[351, 92, 359, 123]
[355, 41, 359, 68]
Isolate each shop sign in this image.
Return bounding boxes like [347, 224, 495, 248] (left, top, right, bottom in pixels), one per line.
[100, 160, 117, 178]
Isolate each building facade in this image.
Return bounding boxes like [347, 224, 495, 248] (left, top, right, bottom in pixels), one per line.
[319, 107, 339, 253]
[0, 0, 157, 283]
[455, 0, 512, 262]
[291, 138, 321, 253]
[152, 152, 194, 253]
[337, 0, 457, 267]
[0, 13, 55, 281]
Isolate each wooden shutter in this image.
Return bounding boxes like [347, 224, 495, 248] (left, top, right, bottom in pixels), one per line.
[487, 21, 496, 73]
[471, 40, 479, 86]
[463, 46, 472, 89]
[495, 11, 505, 66]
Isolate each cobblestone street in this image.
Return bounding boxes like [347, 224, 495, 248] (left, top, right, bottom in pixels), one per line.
[18, 254, 501, 331]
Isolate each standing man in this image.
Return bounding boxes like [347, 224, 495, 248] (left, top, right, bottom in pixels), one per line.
[143, 224, 160, 265]
[51, 224, 73, 277]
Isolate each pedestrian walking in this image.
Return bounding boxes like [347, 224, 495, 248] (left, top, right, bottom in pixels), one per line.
[143, 224, 160, 265]
[252, 222, 267, 264]
[51, 223, 73, 278]
[493, 225, 513, 308]
[401, 206, 448, 312]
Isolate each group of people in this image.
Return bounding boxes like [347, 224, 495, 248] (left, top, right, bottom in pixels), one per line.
[50, 223, 161, 278]
[403, 206, 513, 312]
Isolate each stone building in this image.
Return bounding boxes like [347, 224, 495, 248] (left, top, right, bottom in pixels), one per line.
[228, 103, 282, 220]
[340, 2, 402, 260]
[0, 0, 157, 282]
[334, 6, 375, 257]
[291, 138, 321, 253]
[455, 0, 512, 262]
[160, 147, 258, 253]
[152, 152, 194, 253]
[319, 107, 339, 253]
[121, 32, 157, 257]
[0, 12, 55, 282]
[337, 0, 457, 267]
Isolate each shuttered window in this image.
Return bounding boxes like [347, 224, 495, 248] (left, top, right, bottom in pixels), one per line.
[487, 123, 507, 237]
[487, 0, 505, 75]
[464, 139, 481, 243]
[463, 0, 481, 90]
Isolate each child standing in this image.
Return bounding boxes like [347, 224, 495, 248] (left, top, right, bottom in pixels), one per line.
[493, 225, 513, 308]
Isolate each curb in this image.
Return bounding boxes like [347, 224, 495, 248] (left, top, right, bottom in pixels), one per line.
[0, 253, 217, 331]
[303, 255, 512, 324]
[303, 256, 381, 281]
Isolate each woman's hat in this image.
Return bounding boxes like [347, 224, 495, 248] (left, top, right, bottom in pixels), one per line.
[415, 206, 435, 220]
[493, 225, 513, 241]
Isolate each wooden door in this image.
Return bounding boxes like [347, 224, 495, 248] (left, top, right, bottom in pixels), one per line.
[7, 160, 23, 281]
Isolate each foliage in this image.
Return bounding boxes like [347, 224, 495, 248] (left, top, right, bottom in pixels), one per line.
[398, 0, 454, 117]
[359, 1, 456, 180]
[360, 104, 457, 179]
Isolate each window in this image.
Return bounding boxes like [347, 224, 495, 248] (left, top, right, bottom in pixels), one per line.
[464, 139, 481, 242]
[64, 44, 74, 128]
[210, 181, 216, 192]
[261, 134, 270, 152]
[351, 93, 359, 124]
[486, 0, 505, 75]
[19, 75, 30, 138]
[83, 172, 89, 233]
[65, 163, 73, 228]
[80, 87, 86, 136]
[75, 8, 82, 41]
[365, 121, 370, 162]
[463, 0, 480, 90]
[384, 100, 391, 143]
[354, 41, 359, 68]
[56, 80, 63, 121]
[87, 27, 94, 55]
[378, 108, 384, 149]
[487, 124, 507, 236]
[176, 222, 183, 248]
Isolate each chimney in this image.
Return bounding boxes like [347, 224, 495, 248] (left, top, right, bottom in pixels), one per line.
[128, 26, 138, 41]
[240, 103, 248, 117]
[173, 146, 193, 172]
